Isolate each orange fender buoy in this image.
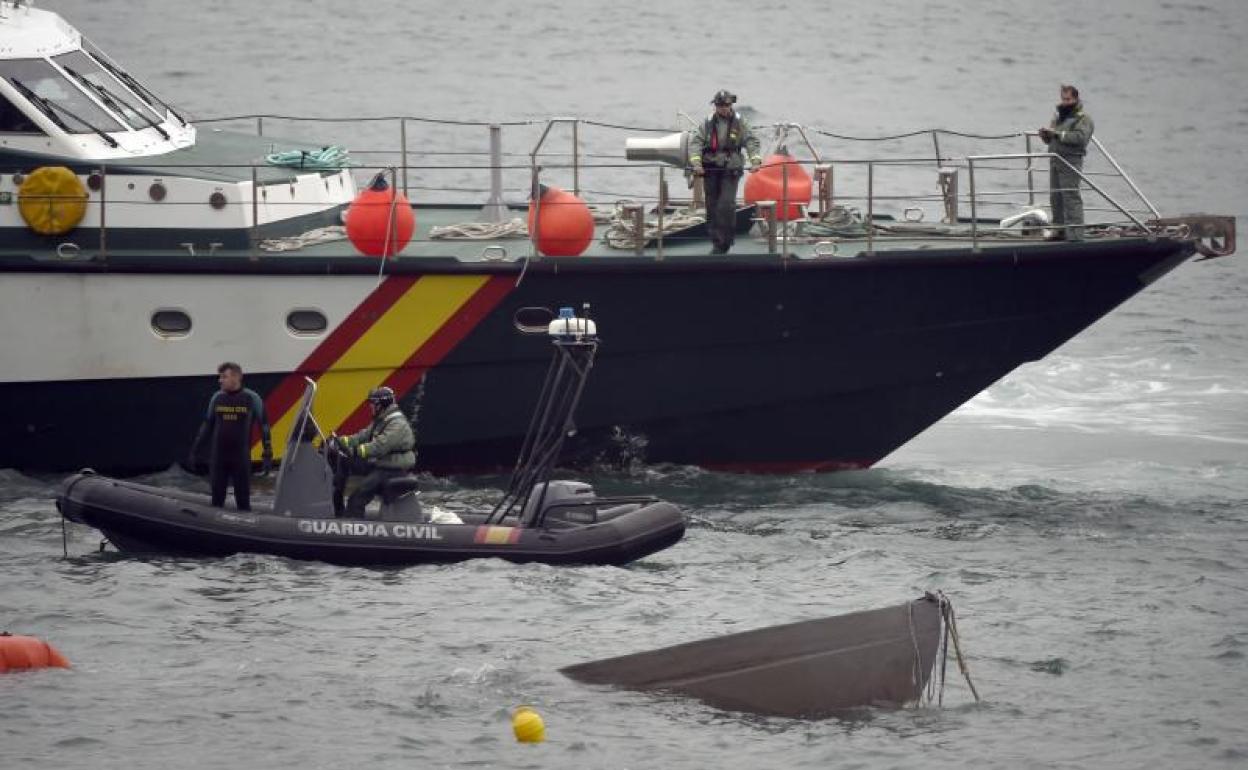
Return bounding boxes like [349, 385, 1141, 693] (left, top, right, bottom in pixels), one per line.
[345, 172, 416, 257]
[0, 633, 71, 672]
[528, 185, 594, 257]
[744, 153, 812, 222]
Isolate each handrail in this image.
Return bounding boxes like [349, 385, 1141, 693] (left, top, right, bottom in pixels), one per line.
[965, 152, 1151, 229]
[965, 151, 1153, 249]
[12, 113, 1170, 262]
[1090, 136, 1162, 219]
[530, 117, 581, 197]
[772, 122, 823, 164]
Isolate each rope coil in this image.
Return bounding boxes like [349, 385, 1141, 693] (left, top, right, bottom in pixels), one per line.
[429, 218, 528, 240]
[265, 145, 350, 169]
[603, 205, 705, 250]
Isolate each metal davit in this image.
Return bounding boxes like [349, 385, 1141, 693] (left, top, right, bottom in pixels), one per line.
[486, 304, 600, 526]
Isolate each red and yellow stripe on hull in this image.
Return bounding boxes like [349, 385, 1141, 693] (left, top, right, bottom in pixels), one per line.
[473, 525, 522, 545]
[255, 274, 512, 460]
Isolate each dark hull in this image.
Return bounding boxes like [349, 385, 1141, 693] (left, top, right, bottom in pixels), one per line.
[2, 237, 1194, 474]
[57, 473, 686, 567]
[562, 597, 943, 717]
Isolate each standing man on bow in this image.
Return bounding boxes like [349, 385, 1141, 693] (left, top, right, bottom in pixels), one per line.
[190, 361, 272, 511]
[1038, 84, 1095, 241]
[689, 90, 762, 255]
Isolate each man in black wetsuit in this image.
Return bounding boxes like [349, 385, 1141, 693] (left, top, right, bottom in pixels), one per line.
[190, 362, 272, 511]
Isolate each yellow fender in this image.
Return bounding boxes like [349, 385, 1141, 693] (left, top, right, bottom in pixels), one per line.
[18, 166, 88, 236]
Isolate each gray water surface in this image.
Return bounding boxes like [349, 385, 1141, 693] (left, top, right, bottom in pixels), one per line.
[3, 1, 1247, 767]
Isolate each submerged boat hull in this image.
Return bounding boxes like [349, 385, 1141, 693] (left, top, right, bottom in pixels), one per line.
[56, 473, 686, 567]
[2, 237, 1194, 474]
[561, 596, 943, 717]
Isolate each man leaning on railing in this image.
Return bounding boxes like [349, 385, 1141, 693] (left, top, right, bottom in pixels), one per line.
[1038, 84, 1095, 241]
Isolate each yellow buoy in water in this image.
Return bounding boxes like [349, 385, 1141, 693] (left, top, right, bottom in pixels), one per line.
[512, 705, 545, 743]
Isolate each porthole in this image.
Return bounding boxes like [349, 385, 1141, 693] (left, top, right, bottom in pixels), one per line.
[286, 309, 327, 336]
[151, 309, 191, 338]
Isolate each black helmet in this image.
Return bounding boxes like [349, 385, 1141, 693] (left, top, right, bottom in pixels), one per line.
[711, 89, 737, 106]
[367, 386, 396, 409]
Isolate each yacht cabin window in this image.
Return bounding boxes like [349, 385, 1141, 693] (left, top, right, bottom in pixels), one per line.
[53, 50, 165, 131]
[83, 41, 176, 122]
[1, 57, 124, 134]
[0, 91, 43, 133]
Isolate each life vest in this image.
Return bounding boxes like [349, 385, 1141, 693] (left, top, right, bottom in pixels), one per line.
[703, 113, 743, 156]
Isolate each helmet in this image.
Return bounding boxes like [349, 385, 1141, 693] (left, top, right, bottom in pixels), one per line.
[711, 89, 737, 106]
[367, 386, 396, 409]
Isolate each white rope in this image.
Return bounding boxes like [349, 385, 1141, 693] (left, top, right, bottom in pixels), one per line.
[258, 225, 348, 252]
[429, 218, 528, 240]
[603, 206, 705, 250]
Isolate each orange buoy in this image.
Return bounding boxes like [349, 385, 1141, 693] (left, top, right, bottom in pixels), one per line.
[744, 153, 812, 222]
[527, 185, 594, 257]
[345, 172, 416, 257]
[0, 633, 71, 672]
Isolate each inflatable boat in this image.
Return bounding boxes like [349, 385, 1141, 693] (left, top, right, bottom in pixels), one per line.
[58, 308, 685, 566]
[56, 473, 683, 566]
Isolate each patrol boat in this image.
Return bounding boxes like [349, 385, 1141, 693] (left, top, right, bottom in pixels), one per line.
[57, 309, 687, 567]
[1, 2, 1237, 476]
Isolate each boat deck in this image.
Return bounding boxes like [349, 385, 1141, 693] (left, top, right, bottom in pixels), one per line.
[2, 202, 1099, 266]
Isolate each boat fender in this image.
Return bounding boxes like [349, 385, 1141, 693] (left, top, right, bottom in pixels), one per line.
[345, 172, 415, 257]
[527, 185, 593, 257]
[744, 153, 812, 222]
[999, 208, 1051, 231]
[18, 167, 89, 236]
[0, 633, 71, 673]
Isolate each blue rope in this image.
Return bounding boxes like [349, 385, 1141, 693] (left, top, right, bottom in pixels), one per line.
[265, 145, 350, 169]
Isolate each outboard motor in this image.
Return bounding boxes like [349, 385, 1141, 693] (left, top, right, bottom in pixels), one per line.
[519, 480, 594, 526]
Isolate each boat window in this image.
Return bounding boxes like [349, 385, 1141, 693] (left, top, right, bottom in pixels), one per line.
[151, 309, 192, 337]
[53, 50, 164, 131]
[286, 309, 328, 335]
[0, 58, 124, 135]
[82, 41, 179, 124]
[0, 91, 44, 134]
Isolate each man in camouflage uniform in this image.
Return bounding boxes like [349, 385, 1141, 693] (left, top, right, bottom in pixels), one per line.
[331, 386, 416, 518]
[1038, 84, 1095, 241]
[689, 90, 762, 254]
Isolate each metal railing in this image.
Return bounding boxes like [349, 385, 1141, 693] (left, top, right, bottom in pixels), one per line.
[5, 113, 1191, 261]
[965, 152, 1150, 250]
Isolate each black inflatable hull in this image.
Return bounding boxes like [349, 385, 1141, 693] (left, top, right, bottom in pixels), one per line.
[57, 473, 685, 567]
